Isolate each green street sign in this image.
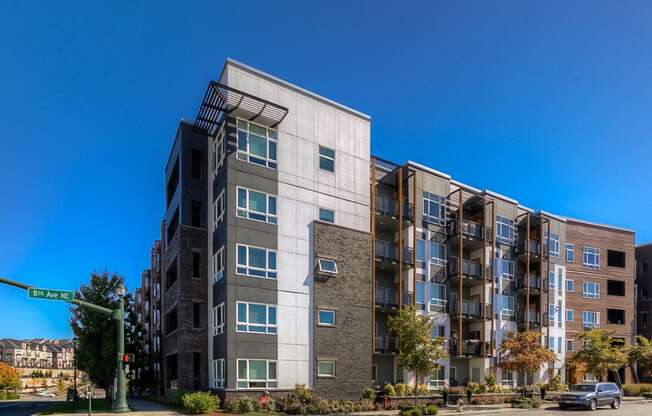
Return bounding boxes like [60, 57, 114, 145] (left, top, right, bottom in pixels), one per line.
[28, 287, 74, 301]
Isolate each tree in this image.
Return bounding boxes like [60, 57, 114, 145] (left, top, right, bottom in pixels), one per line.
[70, 271, 134, 391]
[388, 306, 447, 402]
[498, 331, 556, 390]
[0, 362, 21, 391]
[627, 335, 652, 383]
[568, 329, 629, 386]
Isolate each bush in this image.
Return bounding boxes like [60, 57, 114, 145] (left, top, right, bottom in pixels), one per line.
[395, 383, 411, 397]
[425, 404, 438, 415]
[510, 397, 542, 409]
[181, 392, 220, 415]
[277, 394, 304, 414]
[362, 387, 375, 399]
[384, 383, 396, 397]
[414, 384, 429, 397]
[223, 397, 240, 413]
[545, 374, 568, 392]
[485, 374, 497, 387]
[165, 389, 187, 406]
[640, 384, 652, 394]
[623, 384, 641, 396]
[399, 407, 423, 416]
[643, 392, 652, 399]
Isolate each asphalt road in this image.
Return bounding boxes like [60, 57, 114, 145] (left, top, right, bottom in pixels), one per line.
[521, 402, 652, 415]
[0, 399, 58, 416]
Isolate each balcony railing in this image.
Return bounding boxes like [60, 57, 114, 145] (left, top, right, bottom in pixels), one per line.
[375, 335, 398, 353]
[517, 239, 541, 257]
[517, 309, 541, 325]
[450, 341, 491, 356]
[448, 257, 483, 280]
[375, 240, 414, 264]
[375, 195, 414, 221]
[448, 220, 484, 240]
[449, 299, 491, 319]
[516, 275, 542, 291]
[375, 287, 398, 307]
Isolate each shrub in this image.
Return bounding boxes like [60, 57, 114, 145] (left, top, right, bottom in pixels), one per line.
[425, 404, 438, 415]
[362, 387, 375, 399]
[510, 397, 542, 409]
[223, 397, 240, 413]
[166, 389, 187, 406]
[237, 396, 260, 413]
[485, 374, 497, 387]
[465, 382, 479, 393]
[384, 383, 396, 397]
[399, 407, 423, 416]
[277, 393, 304, 414]
[640, 384, 652, 394]
[414, 384, 429, 397]
[181, 392, 220, 415]
[395, 383, 411, 397]
[260, 396, 277, 412]
[623, 384, 640, 396]
[643, 392, 652, 399]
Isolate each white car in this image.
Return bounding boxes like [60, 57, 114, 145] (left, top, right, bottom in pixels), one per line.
[36, 391, 56, 397]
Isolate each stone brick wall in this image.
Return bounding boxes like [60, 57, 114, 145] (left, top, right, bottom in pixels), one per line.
[312, 221, 372, 399]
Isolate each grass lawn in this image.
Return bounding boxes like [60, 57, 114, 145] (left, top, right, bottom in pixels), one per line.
[38, 398, 123, 414]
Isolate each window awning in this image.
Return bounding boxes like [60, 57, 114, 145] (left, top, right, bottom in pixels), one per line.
[194, 81, 289, 135]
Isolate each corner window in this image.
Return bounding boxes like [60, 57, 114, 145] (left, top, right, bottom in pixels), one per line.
[318, 146, 335, 172]
[607, 250, 626, 268]
[237, 359, 277, 389]
[423, 192, 446, 225]
[237, 119, 278, 169]
[213, 190, 225, 229]
[317, 361, 336, 377]
[213, 303, 224, 336]
[213, 246, 224, 282]
[212, 358, 225, 388]
[566, 243, 575, 263]
[212, 127, 225, 174]
[318, 310, 336, 326]
[319, 208, 335, 223]
[237, 187, 277, 224]
[236, 302, 277, 334]
[583, 282, 600, 299]
[318, 259, 338, 274]
[237, 244, 277, 279]
[583, 246, 600, 270]
[496, 216, 515, 245]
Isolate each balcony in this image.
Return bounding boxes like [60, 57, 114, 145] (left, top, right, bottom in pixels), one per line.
[375, 240, 414, 268]
[515, 275, 543, 293]
[375, 287, 399, 308]
[448, 220, 484, 240]
[516, 239, 542, 259]
[375, 335, 398, 354]
[517, 309, 542, 327]
[375, 195, 414, 223]
[449, 299, 491, 320]
[450, 340, 491, 357]
[448, 257, 484, 284]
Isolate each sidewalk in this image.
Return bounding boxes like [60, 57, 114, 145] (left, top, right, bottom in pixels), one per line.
[42, 399, 181, 416]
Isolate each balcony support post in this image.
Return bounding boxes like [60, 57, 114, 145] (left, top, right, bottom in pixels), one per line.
[540, 217, 545, 335]
[546, 219, 551, 347]
[398, 167, 404, 307]
[481, 199, 487, 357]
[526, 212, 531, 332]
[490, 201, 496, 356]
[412, 170, 417, 307]
[458, 189, 463, 357]
[371, 160, 376, 353]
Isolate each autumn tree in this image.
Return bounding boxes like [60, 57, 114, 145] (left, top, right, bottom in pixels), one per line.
[0, 362, 21, 391]
[388, 306, 447, 402]
[569, 329, 629, 386]
[498, 331, 556, 391]
[627, 335, 652, 382]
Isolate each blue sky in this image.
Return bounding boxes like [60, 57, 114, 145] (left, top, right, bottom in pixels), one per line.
[1, 1, 651, 339]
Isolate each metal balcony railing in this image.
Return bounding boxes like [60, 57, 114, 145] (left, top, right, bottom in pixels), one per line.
[375, 240, 414, 264]
[517, 239, 541, 257]
[449, 299, 491, 318]
[517, 309, 541, 325]
[448, 257, 483, 280]
[516, 275, 542, 291]
[450, 341, 491, 356]
[375, 287, 398, 307]
[375, 335, 398, 353]
[448, 220, 484, 240]
[375, 195, 414, 221]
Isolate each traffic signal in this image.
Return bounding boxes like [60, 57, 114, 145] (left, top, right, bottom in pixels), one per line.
[123, 353, 135, 363]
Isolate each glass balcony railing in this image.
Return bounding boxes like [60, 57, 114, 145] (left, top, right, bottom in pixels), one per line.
[375, 287, 398, 307]
[518, 309, 541, 325]
[375, 240, 414, 264]
[449, 299, 491, 318]
[517, 239, 541, 257]
[448, 257, 483, 280]
[375, 195, 414, 221]
[374, 335, 398, 353]
[449, 341, 491, 356]
[448, 220, 484, 240]
[516, 275, 542, 291]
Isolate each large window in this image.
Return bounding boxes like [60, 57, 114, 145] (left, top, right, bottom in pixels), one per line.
[583, 246, 600, 270]
[566, 243, 575, 263]
[583, 311, 600, 328]
[213, 246, 224, 282]
[567, 279, 574, 292]
[495, 257, 515, 280]
[607, 280, 625, 296]
[423, 192, 446, 225]
[236, 302, 277, 334]
[583, 282, 600, 299]
[213, 190, 225, 229]
[607, 309, 625, 325]
[237, 119, 278, 169]
[237, 187, 277, 224]
[416, 281, 425, 305]
[318, 146, 335, 172]
[607, 250, 626, 268]
[212, 358, 225, 388]
[416, 240, 446, 266]
[237, 244, 277, 279]
[213, 303, 224, 336]
[429, 283, 447, 306]
[548, 233, 560, 257]
[501, 295, 515, 317]
[237, 359, 277, 388]
[212, 127, 225, 174]
[496, 216, 515, 245]
[567, 339, 574, 352]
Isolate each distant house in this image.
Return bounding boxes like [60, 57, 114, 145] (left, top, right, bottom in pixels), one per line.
[0, 338, 74, 369]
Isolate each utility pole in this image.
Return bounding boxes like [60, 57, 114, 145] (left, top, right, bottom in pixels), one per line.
[0, 277, 129, 413]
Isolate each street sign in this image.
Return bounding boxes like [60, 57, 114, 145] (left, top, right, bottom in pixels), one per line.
[28, 287, 74, 301]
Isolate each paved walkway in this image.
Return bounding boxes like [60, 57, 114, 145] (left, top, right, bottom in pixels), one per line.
[41, 399, 180, 415]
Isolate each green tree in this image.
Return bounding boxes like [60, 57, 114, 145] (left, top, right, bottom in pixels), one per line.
[498, 331, 556, 391]
[568, 329, 629, 386]
[388, 306, 447, 402]
[627, 335, 652, 382]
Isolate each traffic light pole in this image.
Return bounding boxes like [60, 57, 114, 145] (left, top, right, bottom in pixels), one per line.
[0, 277, 129, 413]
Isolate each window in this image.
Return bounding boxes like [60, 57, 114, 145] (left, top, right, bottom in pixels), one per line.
[558, 337, 562, 353]
[317, 361, 336, 377]
[372, 365, 377, 381]
[430, 243, 447, 266]
[416, 281, 425, 305]
[583, 282, 600, 299]
[567, 309, 574, 322]
[549, 233, 560, 257]
[192, 252, 201, 278]
[237, 244, 277, 279]
[193, 303, 201, 328]
[213, 303, 224, 335]
[583, 247, 600, 270]
[549, 336, 555, 351]
[237, 119, 278, 169]
[566, 243, 575, 263]
[212, 128, 225, 174]
[607, 250, 626, 268]
[496, 216, 515, 245]
[192, 150, 202, 179]
[237, 302, 277, 334]
[166, 307, 178, 333]
[318, 310, 336, 326]
[429, 283, 446, 307]
[237, 359, 277, 388]
[549, 271, 555, 289]
[318, 146, 335, 172]
[607, 280, 625, 296]
[495, 258, 515, 280]
[432, 325, 446, 338]
[213, 358, 225, 388]
[318, 259, 338, 274]
[549, 303, 556, 324]
[501, 295, 515, 317]
[567, 339, 574, 352]
[319, 208, 335, 223]
[237, 187, 277, 224]
[583, 311, 600, 328]
[423, 192, 446, 225]
[192, 200, 202, 227]
[213, 246, 225, 282]
[607, 309, 625, 325]
[213, 190, 225, 229]
[566, 279, 575, 292]
[429, 367, 446, 388]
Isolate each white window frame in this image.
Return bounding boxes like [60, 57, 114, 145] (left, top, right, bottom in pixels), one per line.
[423, 191, 446, 225]
[501, 294, 515, 318]
[566, 243, 575, 263]
[213, 189, 225, 229]
[549, 233, 560, 257]
[429, 282, 447, 307]
[236, 118, 278, 170]
[583, 246, 600, 270]
[318, 259, 338, 274]
[212, 358, 225, 388]
[213, 303, 225, 335]
[567, 309, 574, 322]
[212, 127, 225, 174]
[236, 359, 277, 389]
[317, 360, 336, 378]
[567, 339, 574, 352]
[236, 187, 277, 224]
[236, 244, 277, 280]
[496, 215, 515, 245]
[318, 208, 335, 223]
[582, 311, 600, 328]
[495, 257, 515, 280]
[317, 309, 336, 326]
[236, 302, 277, 334]
[549, 270, 555, 288]
[566, 279, 575, 292]
[213, 246, 224, 282]
[583, 281, 600, 299]
[318, 146, 335, 172]
[428, 367, 447, 389]
[430, 242, 447, 266]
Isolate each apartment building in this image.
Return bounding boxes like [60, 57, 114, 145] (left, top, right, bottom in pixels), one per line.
[138, 58, 635, 399]
[636, 244, 652, 342]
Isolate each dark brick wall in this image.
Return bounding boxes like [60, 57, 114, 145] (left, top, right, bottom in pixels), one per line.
[312, 221, 372, 400]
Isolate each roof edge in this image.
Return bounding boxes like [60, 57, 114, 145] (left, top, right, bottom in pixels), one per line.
[565, 217, 635, 234]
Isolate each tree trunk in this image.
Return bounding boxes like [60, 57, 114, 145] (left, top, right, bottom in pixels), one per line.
[414, 371, 418, 406]
[633, 362, 641, 384]
[612, 369, 623, 388]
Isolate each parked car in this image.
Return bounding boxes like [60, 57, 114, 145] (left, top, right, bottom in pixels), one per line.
[559, 382, 622, 410]
[36, 390, 56, 398]
[66, 389, 79, 401]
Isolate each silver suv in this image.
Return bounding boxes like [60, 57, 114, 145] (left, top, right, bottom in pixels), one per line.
[559, 382, 622, 411]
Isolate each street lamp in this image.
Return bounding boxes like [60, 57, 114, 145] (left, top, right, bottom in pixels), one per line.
[111, 285, 129, 413]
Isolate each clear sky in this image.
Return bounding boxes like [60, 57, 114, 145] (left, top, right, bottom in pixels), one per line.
[1, 1, 651, 339]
